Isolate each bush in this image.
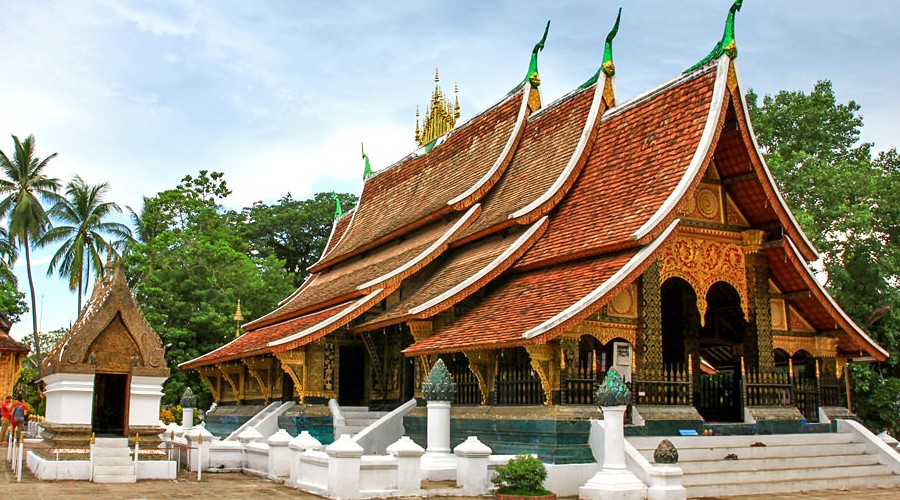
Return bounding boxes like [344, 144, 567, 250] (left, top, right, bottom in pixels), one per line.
[492, 453, 551, 496]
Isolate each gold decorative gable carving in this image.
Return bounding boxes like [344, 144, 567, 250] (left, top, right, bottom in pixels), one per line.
[726, 193, 750, 227]
[40, 261, 168, 378]
[681, 183, 723, 224]
[659, 234, 749, 323]
[607, 285, 638, 319]
[771, 298, 787, 331]
[789, 306, 815, 332]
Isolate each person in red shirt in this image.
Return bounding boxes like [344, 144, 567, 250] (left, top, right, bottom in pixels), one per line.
[1, 395, 11, 443]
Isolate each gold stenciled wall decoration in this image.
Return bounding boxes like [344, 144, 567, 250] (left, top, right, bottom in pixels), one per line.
[659, 233, 749, 324]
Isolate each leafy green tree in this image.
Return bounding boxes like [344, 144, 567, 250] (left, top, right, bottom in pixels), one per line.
[127, 171, 295, 406]
[0, 226, 26, 323]
[748, 81, 899, 432]
[0, 135, 61, 365]
[40, 175, 133, 315]
[238, 192, 358, 286]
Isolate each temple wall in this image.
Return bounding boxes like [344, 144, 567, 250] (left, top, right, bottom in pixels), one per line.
[43, 372, 94, 425]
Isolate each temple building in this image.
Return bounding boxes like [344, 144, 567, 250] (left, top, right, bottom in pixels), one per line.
[0, 313, 29, 400]
[181, 6, 886, 445]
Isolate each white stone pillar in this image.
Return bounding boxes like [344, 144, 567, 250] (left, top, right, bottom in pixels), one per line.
[326, 434, 364, 499]
[185, 425, 213, 472]
[648, 464, 687, 500]
[426, 400, 451, 454]
[42, 373, 95, 425]
[454, 436, 493, 495]
[129, 376, 167, 427]
[289, 431, 324, 487]
[579, 406, 647, 500]
[267, 429, 293, 479]
[387, 436, 425, 494]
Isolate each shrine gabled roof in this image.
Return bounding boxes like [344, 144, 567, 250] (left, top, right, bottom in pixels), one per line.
[766, 237, 888, 361]
[352, 217, 548, 333]
[180, 301, 352, 369]
[0, 332, 28, 353]
[309, 85, 530, 273]
[405, 220, 678, 355]
[244, 204, 480, 330]
[515, 59, 725, 269]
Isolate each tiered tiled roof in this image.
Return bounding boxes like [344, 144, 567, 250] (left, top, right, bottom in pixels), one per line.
[182, 45, 886, 370]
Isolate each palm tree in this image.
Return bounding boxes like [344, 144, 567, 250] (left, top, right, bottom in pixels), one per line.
[0, 226, 19, 285]
[0, 134, 61, 365]
[41, 175, 133, 314]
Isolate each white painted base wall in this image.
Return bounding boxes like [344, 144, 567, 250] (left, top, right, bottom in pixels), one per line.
[26, 451, 177, 480]
[546, 462, 600, 497]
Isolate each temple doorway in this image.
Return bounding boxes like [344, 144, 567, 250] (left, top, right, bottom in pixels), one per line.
[92, 373, 129, 436]
[281, 371, 295, 402]
[338, 345, 366, 406]
[696, 282, 747, 422]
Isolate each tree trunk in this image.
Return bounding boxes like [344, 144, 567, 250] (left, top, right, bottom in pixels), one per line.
[24, 238, 41, 366]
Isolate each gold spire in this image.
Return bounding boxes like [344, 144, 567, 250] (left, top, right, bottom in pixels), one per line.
[415, 66, 460, 148]
[233, 299, 244, 338]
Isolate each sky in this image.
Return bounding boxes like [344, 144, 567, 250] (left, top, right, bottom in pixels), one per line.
[1, 0, 898, 339]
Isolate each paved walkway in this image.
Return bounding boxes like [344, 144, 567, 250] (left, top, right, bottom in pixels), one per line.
[3, 460, 899, 499]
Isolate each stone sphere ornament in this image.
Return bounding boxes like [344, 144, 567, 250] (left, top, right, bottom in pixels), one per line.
[653, 439, 679, 464]
[422, 358, 456, 402]
[595, 369, 632, 407]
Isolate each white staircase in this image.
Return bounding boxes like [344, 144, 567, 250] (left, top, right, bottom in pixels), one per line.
[92, 437, 135, 483]
[333, 406, 389, 437]
[628, 431, 900, 497]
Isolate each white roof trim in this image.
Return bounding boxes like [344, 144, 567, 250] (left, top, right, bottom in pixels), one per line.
[522, 219, 679, 340]
[408, 216, 548, 316]
[784, 237, 888, 359]
[277, 274, 317, 307]
[355, 203, 481, 291]
[509, 74, 608, 219]
[630, 57, 729, 241]
[447, 85, 530, 206]
[268, 289, 384, 348]
[732, 60, 818, 260]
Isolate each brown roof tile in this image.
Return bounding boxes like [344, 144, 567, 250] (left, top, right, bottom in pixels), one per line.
[245, 205, 480, 329]
[404, 220, 677, 355]
[456, 85, 595, 242]
[312, 90, 526, 272]
[516, 66, 720, 269]
[352, 218, 547, 332]
[0, 332, 28, 353]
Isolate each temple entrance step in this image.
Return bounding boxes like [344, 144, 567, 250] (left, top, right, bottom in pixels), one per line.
[335, 406, 389, 436]
[628, 432, 900, 497]
[92, 437, 135, 483]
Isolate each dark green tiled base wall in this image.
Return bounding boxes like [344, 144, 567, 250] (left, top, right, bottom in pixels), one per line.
[277, 415, 334, 445]
[403, 416, 593, 465]
[204, 414, 334, 444]
[204, 414, 252, 438]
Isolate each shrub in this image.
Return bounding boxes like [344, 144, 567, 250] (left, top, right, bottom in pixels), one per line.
[160, 408, 175, 425]
[492, 453, 551, 496]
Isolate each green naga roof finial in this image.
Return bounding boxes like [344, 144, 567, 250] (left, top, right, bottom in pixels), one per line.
[511, 20, 549, 92]
[361, 142, 373, 179]
[332, 191, 342, 219]
[685, 0, 744, 73]
[580, 8, 622, 89]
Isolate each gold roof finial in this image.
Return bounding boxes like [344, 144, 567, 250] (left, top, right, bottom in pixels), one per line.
[233, 299, 244, 338]
[416, 66, 460, 149]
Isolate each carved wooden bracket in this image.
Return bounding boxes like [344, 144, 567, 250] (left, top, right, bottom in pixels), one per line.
[243, 357, 274, 402]
[408, 321, 434, 398]
[524, 344, 558, 406]
[275, 351, 306, 403]
[198, 366, 221, 402]
[464, 350, 497, 405]
[218, 363, 244, 404]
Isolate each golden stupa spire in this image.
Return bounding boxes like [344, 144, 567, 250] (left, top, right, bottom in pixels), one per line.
[415, 66, 460, 149]
[233, 299, 244, 338]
